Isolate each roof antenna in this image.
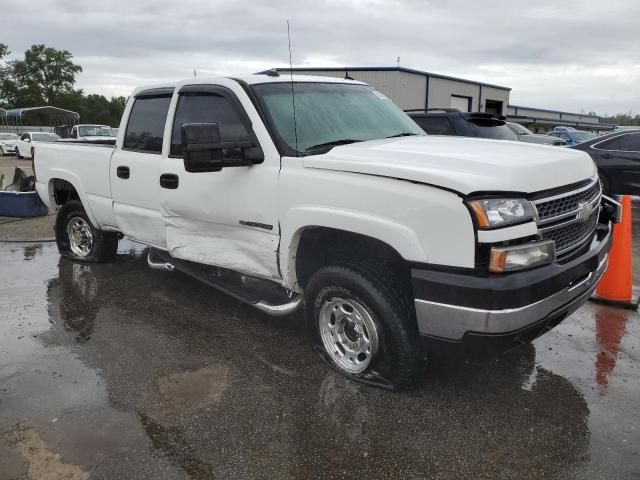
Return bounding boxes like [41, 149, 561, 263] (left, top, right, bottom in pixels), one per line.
[396, 56, 400, 68]
[344, 68, 354, 80]
[287, 19, 299, 156]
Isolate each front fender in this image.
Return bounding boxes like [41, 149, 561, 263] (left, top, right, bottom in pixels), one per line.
[280, 206, 427, 287]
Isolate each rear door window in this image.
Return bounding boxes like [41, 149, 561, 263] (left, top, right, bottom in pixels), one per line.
[413, 117, 456, 135]
[597, 133, 640, 152]
[123, 95, 172, 154]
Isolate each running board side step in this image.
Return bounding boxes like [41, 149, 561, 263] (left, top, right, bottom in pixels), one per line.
[147, 248, 302, 317]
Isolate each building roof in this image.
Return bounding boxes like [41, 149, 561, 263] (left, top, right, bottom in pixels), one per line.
[268, 66, 512, 91]
[509, 104, 601, 121]
[508, 115, 615, 130]
[4, 106, 80, 120]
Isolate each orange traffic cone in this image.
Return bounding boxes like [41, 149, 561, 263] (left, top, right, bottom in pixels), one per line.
[591, 195, 638, 310]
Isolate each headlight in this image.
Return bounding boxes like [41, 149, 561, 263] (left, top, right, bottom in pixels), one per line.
[468, 198, 535, 229]
[489, 241, 555, 273]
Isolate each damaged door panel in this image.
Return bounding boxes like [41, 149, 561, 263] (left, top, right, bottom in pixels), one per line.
[110, 91, 174, 248]
[158, 80, 280, 280]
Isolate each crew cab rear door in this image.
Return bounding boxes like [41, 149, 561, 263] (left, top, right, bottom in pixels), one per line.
[158, 80, 281, 279]
[110, 88, 173, 248]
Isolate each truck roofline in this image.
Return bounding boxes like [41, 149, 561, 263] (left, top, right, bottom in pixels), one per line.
[130, 74, 367, 96]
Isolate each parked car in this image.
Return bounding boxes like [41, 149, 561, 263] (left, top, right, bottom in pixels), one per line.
[0, 133, 19, 155]
[15, 132, 61, 159]
[506, 122, 566, 146]
[570, 129, 640, 194]
[34, 74, 617, 389]
[64, 124, 116, 145]
[407, 109, 519, 141]
[547, 129, 597, 146]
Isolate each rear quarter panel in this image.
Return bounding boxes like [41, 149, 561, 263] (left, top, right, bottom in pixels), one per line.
[35, 143, 116, 228]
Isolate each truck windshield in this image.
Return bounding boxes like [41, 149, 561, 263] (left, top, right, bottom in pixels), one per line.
[572, 131, 597, 142]
[32, 133, 61, 142]
[252, 82, 424, 155]
[507, 122, 532, 135]
[79, 125, 114, 137]
[468, 120, 519, 141]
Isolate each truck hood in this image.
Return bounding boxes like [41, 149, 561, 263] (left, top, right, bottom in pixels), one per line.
[302, 136, 596, 195]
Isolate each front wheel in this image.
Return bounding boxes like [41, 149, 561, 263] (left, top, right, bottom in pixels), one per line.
[16, 146, 22, 159]
[55, 201, 118, 263]
[0, 146, 4, 156]
[305, 264, 424, 389]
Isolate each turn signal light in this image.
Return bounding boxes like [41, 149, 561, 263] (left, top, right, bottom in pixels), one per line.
[489, 241, 555, 273]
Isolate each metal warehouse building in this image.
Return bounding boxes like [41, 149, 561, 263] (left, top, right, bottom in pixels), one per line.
[273, 66, 613, 133]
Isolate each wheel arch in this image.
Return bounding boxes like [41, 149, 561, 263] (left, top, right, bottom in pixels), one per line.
[47, 172, 100, 227]
[281, 207, 424, 291]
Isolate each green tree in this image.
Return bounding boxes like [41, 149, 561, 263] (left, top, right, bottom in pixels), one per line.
[0, 43, 13, 107]
[11, 44, 82, 105]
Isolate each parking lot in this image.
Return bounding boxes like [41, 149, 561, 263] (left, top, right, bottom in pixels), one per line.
[0, 187, 638, 479]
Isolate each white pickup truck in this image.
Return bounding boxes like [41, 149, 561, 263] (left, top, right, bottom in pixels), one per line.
[34, 73, 619, 389]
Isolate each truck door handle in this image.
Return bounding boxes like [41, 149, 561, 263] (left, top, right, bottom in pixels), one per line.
[116, 166, 130, 179]
[160, 174, 179, 189]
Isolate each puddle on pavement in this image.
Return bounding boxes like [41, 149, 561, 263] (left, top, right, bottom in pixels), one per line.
[2, 424, 89, 480]
[0, 239, 638, 479]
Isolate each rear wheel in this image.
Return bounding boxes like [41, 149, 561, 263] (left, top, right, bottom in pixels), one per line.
[305, 264, 424, 389]
[55, 201, 118, 263]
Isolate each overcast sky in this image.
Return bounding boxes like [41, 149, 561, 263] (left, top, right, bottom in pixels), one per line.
[2, 0, 639, 115]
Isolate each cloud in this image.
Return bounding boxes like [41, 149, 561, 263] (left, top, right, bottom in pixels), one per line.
[2, 0, 639, 114]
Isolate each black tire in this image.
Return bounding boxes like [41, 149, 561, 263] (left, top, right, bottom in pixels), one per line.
[55, 201, 118, 263]
[305, 264, 424, 389]
[16, 146, 22, 159]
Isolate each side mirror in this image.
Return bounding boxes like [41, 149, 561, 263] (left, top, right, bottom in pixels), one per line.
[181, 122, 263, 173]
[25, 138, 31, 143]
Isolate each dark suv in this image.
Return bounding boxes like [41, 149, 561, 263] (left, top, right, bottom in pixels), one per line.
[407, 109, 519, 141]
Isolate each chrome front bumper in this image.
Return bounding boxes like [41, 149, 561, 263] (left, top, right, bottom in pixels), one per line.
[411, 216, 613, 341]
[414, 254, 608, 340]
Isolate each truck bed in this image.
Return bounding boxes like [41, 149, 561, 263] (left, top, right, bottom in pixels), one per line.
[34, 142, 116, 228]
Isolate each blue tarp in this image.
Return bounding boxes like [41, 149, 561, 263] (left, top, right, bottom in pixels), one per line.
[0, 191, 48, 218]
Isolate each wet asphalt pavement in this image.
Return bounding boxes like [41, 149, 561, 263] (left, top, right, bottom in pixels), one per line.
[1, 212, 639, 479]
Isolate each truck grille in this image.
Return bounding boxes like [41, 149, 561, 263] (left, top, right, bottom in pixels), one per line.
[535, 180, 601, 221]
[534, 179, 601, 258]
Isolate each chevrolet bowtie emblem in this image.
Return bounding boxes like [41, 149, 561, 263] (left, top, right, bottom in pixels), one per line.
[576, 202, 593, 223]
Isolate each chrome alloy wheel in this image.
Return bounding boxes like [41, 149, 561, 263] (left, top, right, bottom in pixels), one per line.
[319, 297, 380, 374]
[66, 217, 94, 257]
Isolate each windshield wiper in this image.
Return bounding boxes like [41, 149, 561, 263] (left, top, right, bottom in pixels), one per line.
[305, 139, 362, 151]
[385, 132, 420, 138]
